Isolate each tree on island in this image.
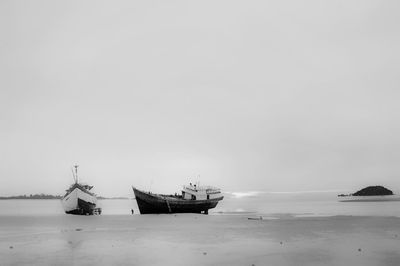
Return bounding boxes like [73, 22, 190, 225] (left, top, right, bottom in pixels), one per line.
[352, 186, 393, 196]
[0, 194, 62, 200]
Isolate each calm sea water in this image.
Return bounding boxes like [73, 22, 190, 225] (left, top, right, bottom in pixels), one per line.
[219, 192, 400, 217]
[0, 192, 399, 217]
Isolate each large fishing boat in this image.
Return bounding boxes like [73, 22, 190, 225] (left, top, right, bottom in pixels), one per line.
[62, 165, 101, 215]
[132, 183, 224, 214]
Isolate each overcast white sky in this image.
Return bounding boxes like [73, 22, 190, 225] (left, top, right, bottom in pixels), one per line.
[1, 0, 399, 197]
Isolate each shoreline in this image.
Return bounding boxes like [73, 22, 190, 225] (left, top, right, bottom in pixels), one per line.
[1, 214, 400, 265]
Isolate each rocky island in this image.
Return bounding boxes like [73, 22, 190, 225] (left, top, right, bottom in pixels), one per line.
[338, 186, 399, 202]
[352, 186, 393, 196]
[338, 186, 394, 197]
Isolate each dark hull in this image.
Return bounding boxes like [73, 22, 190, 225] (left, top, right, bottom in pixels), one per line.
[133, 187, 223, 214]
[66, 198, 97, 215]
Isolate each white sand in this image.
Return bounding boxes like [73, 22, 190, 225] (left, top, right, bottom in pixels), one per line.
[1, 214, 400, 266]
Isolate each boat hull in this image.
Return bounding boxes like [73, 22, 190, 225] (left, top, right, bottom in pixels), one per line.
[133, 187, 223, 214]
[62, 187, 98, 215]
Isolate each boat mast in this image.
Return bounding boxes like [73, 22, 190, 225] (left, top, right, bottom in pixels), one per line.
[74, 165, 79, 183]
[71, 167, 75, 183]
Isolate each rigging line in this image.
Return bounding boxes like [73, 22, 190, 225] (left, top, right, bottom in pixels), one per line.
[165, 198, 172, 213]
[71, 167, 76, 183]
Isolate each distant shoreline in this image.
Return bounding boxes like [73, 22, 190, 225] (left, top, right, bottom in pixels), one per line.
[97, 197, 130, 200]
[0, 194, 62, 200]
[0, 194, 129, 200]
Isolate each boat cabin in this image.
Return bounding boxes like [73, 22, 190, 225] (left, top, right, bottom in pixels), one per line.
[181, 183, 222, 200]
[64, 183, 94, 197]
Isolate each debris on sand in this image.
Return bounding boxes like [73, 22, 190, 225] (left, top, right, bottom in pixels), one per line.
[248, 216, 263, 220]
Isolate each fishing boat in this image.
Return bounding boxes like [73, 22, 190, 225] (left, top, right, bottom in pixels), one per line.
[61, 165, 101, 215]
[132, 183, 224, 214]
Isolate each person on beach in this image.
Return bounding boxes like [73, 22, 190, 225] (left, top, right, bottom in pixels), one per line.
[131, 209, 134, 215]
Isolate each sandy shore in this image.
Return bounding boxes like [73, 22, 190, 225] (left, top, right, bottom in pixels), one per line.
[1, 214, 400, 266]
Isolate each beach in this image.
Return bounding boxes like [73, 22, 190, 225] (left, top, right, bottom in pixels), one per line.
[1, 214, 400, 266]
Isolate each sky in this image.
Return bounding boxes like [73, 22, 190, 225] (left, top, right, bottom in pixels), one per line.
[1, 0, 400, 197]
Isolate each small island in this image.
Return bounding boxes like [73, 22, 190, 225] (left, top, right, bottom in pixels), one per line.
[338, 186, 400, 202]
[338, 186, 394, 197]
[353, 186, 393, 196]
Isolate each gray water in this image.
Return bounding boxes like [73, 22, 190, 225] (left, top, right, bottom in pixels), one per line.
[0, 192, 399, 217]
[219, 192, 400, 217]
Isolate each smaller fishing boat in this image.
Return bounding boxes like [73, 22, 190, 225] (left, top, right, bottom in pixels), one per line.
[132, 183, 224, 214]
[61, 165, 101, 215]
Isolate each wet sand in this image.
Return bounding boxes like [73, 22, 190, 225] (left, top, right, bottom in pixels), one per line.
[1, 214, 400, 266]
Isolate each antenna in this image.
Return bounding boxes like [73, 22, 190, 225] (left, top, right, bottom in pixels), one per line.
[74, 165, 79, 183]
[71, 167, 76, 183]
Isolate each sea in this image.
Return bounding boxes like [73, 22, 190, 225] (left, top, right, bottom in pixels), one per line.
[1, 191, 400, 217]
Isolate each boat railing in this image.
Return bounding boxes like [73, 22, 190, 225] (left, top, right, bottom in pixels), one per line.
[183, 185, 221, 193]
[66, 183, 95, 196]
